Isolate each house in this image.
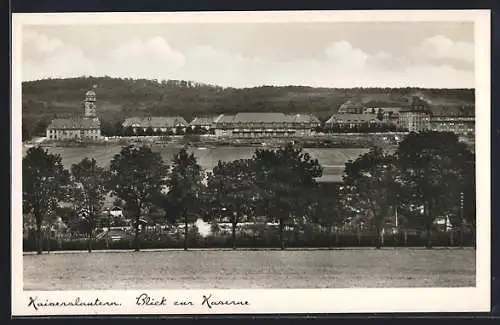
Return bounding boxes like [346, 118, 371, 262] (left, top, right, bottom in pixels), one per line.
[46, 89, 102, 141]
[397, 96, 432, 132]
[398, 111, 431, 132]
[122, 116, 188, 134]
[324, 113, 379, 129]
[46, 118, 101, 141]
[337, 100, 365, 114]
[430, 116, 475, 136]
[363, 107, 403, 121]
[189, 114, 223, 130]
[212, 112, 321, 137]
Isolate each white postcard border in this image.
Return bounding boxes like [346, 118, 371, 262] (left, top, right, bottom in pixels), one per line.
[11, 10, 491, 316]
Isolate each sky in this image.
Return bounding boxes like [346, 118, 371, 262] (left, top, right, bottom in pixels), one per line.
[21, 22, 475, 88]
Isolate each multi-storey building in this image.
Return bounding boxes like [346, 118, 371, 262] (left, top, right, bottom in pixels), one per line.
[430, 116, 475, 135]
[46, 88, 102, 141]
[122, 116, 188, 134]
[398, 111, 431, 132]
[189, 115, 223, 131]
[397, 96, 431, 132]
[337, 100, 365, 114]
[212, 112, 321, 137]
[324, 113, 380, 129]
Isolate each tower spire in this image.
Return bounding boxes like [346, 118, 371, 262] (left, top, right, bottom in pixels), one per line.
[84, 87, 97, 120]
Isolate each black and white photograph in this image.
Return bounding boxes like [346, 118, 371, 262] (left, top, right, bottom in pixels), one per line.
[12, 10, 491, 315]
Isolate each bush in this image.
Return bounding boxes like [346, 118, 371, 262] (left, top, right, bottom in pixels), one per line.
[22, 229, 475, 252]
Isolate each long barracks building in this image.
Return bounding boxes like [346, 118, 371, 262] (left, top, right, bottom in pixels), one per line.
[212, 112, 321, 137]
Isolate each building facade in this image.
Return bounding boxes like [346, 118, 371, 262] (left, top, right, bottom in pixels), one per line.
[398, 111, 431, 132]
[46, 89, 102, 141]
[189, 115, 223, 130]
[397, 96, 431, 132]
[430, 116, 475, 135]
[122, 116, 188, 134]
[338, 100, 364, 114]
[324, 113, 379, 129]
[213, 112, 321, 137]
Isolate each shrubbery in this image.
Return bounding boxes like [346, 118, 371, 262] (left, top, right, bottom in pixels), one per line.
[23, 230, 475, 252]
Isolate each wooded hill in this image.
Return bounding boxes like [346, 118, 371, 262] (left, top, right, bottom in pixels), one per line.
[22, 76, 475, 138]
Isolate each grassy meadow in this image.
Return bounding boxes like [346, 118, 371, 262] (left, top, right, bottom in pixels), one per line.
[23, 145, 369, 181]
[23, 248, 476, 290]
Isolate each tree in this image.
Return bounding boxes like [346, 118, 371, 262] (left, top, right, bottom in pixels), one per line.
[252, 142, 322, 250]
[114, 121, 124, 136]
[462, 165, 476, 248]
[145, 127, 154, 136]
[122, 126, 134, 137]
[23, 147, 70, 254]
[70, 158, 108, 252]
[100, 121, 116, 137]
[206, 159, 259, 250]
[376, 109, 384, 121]
[136, 128, 146, 136]
[22, 118, 34, 141]
[396, 131, 475, 248]
[342, 147, 400, 248]
[33, 119, 50, 137]
[107, 145, 168, 251]
[307, 184, 345, 245]
[166, 148, 204, 250]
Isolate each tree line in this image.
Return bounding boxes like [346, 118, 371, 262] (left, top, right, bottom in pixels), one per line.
[22, 131, 475, 254]
[21, 77, 475, 141]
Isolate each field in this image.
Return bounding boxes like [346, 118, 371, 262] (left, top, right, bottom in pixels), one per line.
[23, 145, 369, 182]
[23, 248, 476, 290]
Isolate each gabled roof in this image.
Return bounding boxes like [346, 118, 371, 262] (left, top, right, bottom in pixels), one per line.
[214, 113, 321, 124]
[339, 100, 364, 109]
[364, 107, 404, 114]
[325, 113, 379, 124]
[291, 113, 321, 124]
[190, 115, 223, 126]
[216, 115, 235, 123]
[122, 116, 188, 128]
[47, 118, 100, 130]
[232, 112, 292, 123]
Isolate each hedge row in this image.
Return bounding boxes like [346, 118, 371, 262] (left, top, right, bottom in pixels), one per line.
[23, 231, 475, 251]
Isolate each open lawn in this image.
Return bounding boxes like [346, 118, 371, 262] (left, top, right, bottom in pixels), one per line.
[23, 248, 475, 290]
[23, 145, 369, 182]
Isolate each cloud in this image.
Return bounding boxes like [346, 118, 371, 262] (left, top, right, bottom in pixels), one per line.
[23, 30, 64, 56]
[21, 32, 474, 88]
[414, 35, 474, 63]
[23, 31, 97, 80]
[325, 40, 368, 70]
[22, 34, 186, 81]
[109, 36, 185, 69]
[403, 64, 474, 88]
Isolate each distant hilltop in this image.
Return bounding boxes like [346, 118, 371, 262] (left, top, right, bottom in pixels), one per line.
[22, 76, 475, 126]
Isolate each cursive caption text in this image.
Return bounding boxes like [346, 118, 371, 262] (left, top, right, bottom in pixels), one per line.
[136, 293, 250, 309]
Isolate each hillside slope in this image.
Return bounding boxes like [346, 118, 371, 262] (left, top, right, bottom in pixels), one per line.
[21, 77, 475, 138]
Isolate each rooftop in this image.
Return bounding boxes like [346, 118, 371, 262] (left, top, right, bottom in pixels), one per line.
[340, 100, 364, 109]
[122, 116, 188, 128]
[214, 112, 321, 124]
[47, 118, 100, 130]
[325, 113, 379, 124]
[190, 115, 223, 126]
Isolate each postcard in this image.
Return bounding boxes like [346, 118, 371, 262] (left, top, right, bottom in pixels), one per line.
[12, 10, 491, 316]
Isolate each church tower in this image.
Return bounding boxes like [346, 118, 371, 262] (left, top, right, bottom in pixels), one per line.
[84, 85, 98, 120]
